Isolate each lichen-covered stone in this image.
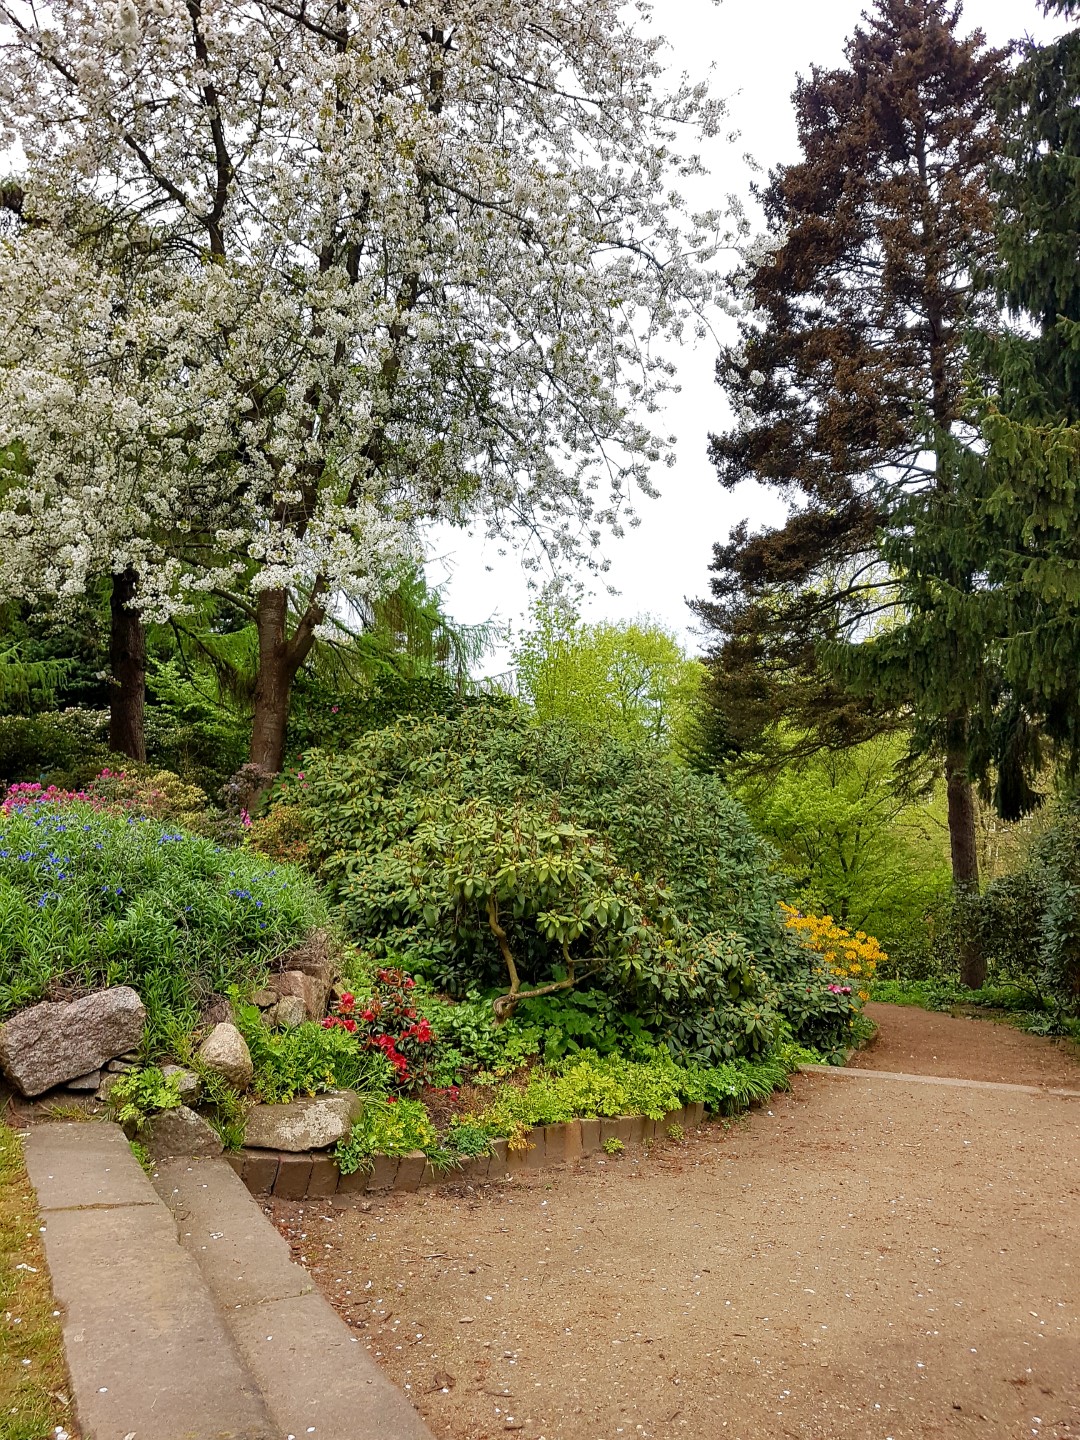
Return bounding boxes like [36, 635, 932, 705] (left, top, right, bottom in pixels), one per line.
[243, 1090, 362, 1152]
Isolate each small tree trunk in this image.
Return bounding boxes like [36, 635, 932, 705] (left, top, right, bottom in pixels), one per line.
[250, 588, 294, 776]
[945, 712, 984, 988]
[108, 566, 147, 762]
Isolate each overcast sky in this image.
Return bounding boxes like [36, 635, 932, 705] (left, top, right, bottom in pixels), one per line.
[427, 0, 1067, 672]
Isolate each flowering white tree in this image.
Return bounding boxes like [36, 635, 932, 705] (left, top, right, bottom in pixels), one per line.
[0, 0, 730, 771]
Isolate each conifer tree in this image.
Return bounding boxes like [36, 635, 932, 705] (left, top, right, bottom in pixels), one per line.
[692, 0, 1004, 922]
[957, 0, 1080, 773]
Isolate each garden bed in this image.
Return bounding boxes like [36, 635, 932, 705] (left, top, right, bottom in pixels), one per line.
[226, 1104, 707, 1200]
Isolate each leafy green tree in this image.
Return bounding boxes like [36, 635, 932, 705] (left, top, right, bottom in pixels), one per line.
[693, 0, 1005, 921]
[735, 732, 952, 964]
[514, 602, 704, 754]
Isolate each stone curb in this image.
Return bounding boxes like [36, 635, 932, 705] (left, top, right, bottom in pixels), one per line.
[799, 1063, 1080, 1098]
[235, 1104, 706, 1200]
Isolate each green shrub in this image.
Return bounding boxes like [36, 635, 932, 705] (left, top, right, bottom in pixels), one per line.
[335, 1044, 803, 1168]
[475, 1045, 798, 1141]
[284, 707, 854, 1063]
[0, 708, 109, 787]
[234, 1005, 392, 1103]
[923, 795, 1080, 1018]
[0, 798, 328, 1045]
[335, 1097, 443, 1175]
[444, 1118, 496, 1158]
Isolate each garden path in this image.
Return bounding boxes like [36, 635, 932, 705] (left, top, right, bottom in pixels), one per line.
[271, 1006, 1080, 1440]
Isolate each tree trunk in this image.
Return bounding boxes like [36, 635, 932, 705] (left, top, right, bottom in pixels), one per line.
[108, 566, 147, 763]
[250, 588, 294, 776]
[945, 712, 984, 988]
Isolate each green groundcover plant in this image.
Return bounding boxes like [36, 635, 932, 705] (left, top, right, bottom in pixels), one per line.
[0, 796, 326, 1045]
[271, 706, 865, 1064]
[334, 1042, 810, 1173]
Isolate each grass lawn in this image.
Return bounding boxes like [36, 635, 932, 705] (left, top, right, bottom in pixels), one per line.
[0, 1118, 77, 1440]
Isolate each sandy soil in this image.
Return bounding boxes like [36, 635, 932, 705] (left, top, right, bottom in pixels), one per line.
[271, 1008, 1080, 1440]
[859, 1002, 1080, 1087]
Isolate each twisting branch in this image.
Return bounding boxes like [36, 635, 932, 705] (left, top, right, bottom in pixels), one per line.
[487, 897, 598, 1020]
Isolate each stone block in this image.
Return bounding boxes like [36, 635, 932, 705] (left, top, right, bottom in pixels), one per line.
[224, 1151, 246, 1178]
[624, 1115, 647, 1148]
[579, 1117, 601, 1154]
[599, 1116, 633, 1150]
[26, 1122, 156, 1211]
[505, 1142, 529, 1174]
[226, 1290, 431, 1440]
[395, 1150, 427, 1192]
[640, 1117, 658, 1145]
[273, 1152, 313, 1199]
[562, 1119, 584, 1162]
[269, 995, 307, 1029]
[0, 986, 146, 1096]
[543, 1123, 569, 1164]
[525, 1127, 547, 1169]
[307, 1154, 340, 1197]
[367, 1153, 400, 1190]
[159, 1064, 201, 1103]
[154, 1157, 312, 1310]
[270, 969, 330, 1021]
[489, 1138, 508, 1174]
[242, 1149, 280, 1195]
[336, 1167, 370, 1195]
[456, 1154, 491, 1183]
[419, 1160, 441, 1187]
[686, 1101, 706, 1128]
[662, 1108, 684, 1136]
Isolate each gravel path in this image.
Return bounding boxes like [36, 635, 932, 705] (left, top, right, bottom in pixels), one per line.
[271, 1007, 1080, 1440]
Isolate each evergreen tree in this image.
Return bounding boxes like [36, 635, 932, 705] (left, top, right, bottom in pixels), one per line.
[692, 0, 1004, 926]
[956, 0, 1080, 773]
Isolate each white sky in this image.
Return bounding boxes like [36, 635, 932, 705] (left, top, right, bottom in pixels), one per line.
[427, 0, 1067, 672]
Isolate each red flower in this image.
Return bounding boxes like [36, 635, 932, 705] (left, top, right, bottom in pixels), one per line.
[338, 992, 355, 1013]
[341, 1017, 357, 1032]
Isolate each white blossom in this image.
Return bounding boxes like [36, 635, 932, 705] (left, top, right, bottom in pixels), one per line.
[0, 0, 734, 629]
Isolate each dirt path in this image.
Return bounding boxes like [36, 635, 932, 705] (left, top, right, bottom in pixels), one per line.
[271, 1008, 1080, 1440]
[859, 1001, 1080, 1086]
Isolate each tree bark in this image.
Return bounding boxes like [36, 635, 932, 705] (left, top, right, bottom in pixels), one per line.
[945, 711, 984, 988]
[108, 566, 147, 763]
[250, 589, 294, 776]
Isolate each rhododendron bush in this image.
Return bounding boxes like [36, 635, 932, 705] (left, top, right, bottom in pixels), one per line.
[0, 0, 737, 771]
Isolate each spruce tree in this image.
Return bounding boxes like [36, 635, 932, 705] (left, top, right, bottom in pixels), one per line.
[959, 0, 1080, 769]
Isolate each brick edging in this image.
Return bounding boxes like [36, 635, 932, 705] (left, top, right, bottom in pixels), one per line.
[230, 1103, 707, 1199]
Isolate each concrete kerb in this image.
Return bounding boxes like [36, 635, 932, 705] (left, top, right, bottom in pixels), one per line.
[798, 1063, 1080, 1098]
[24, 1123, 277, 1440]
[153, 1155, 434, 1440]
